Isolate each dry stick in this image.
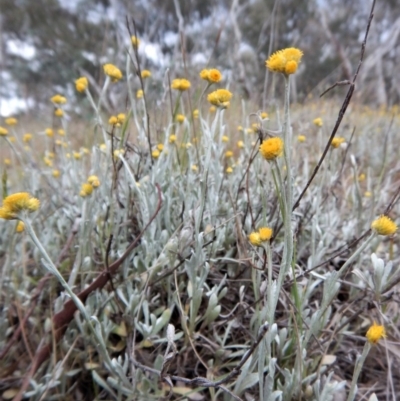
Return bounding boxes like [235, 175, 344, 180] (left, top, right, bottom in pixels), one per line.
[293, 0, 376, 213]
[12, 185, 162, 401]
[126, 17, 153, 165]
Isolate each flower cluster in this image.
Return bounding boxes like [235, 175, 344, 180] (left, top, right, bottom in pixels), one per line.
[171, 78, 191, 91]
[0, 192, 40, 220]
[266, 47, 303, 75]
[75, 77, 88, 92]
[109, 113, 126, 127]
[199, 68, 222, 83]
[50, 94, 67, 104]
[103, 64, 123, 82]
[207, 89, 232, 108]
[249, 227, 273, 246]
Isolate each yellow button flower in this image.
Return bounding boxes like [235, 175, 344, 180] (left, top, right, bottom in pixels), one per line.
[141, 70, 151, 79]
[131, 36, 140, 48]
[258, 227, 273, 241]
[331, 137, 345, 148]
[366, 322, 386, 344]
[371, 215, 397, 236]
[266, 47, 303, 75]
[0, 192, 40, 220]
[50, 94, 67, 104]
[103, 63, 123, 82]
[23, 133, 33, 142]
[80, 183, 93, 197]
[171, 78, 191, 91]
[249, 232, 262, 246]
[207, 89, 232, 108]
[313, 117, 323, 127]
[5, 117, 17, 126]
[176, 114, 185, 123]
[54, 108, 64, 117]
[75, 76, 88, 92]
[0, 126, 8, 136]
[45, 128, 54, 137]
[199, 68, 222, 83]
[259, 137, 284, 161]
[88, 175, 100, 188]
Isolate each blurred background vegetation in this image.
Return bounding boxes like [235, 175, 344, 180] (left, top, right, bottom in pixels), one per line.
[0, 0, 400, 115]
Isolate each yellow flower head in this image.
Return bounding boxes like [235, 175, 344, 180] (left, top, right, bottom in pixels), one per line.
[331, 137, 345, 148]
[225, 150, 234, 158]
[43, 157, 53, 167]
[169, 134, 177, 143]
[249, 232, 262, 246]
[0, 192, 40, 220]
[141, 69, 151, 79]
[207, 89, 232, 108]
[5, 117, 17, 126]
[54, 108, 64, 117]
[237, 125, 243, 132]
[4, 158, 11, 166]
[137, 89, 144, 99]
[261, 112, 268, 119]
[117, 113, 126, 124]
[23, 133, 33, 142]
[237, 140, 244, 149]
[252, 123, 260, 133]
[176, 114, 185, 123]
[171, 78, 191, 91]
[297, 135, 306, 143]
[193, 109, 199, 118]
[259, 227, 273, 241]
[209, 106, 216, 113]
[80, 183, 93, 198]
[200, 68, 222, 83]
[209, 68, 222, 83]
[358, 173, 366, 182]
[371, 215, 397, 236]
[45, 128, 54, 137]
[0, 126, 8, 136]
[131, 36, 140, 48]
[50, 94, 67, 104]
[157, 143, 164, 152]
[109, 116, 118, 125]
[259, 137, 284, 161]
[222, 135, 229, 143]
[75, 76, 88, 92]
[73, 151, 81, 160]
[313, 117, 323, 127]
[226, 166, 233, 174]
[52, 169, 60, 178]
[366, 322, 386, 344]
[266, 47, 303, 75]
[88, 175, 100, 188]
[103, 63, 123, 82]
[152, 149, 160, 159]
[191, 164, 198, 172]
[16, 221, 25, 233]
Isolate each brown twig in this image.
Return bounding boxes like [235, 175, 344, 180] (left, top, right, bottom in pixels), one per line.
[292, 0, 376, 213]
